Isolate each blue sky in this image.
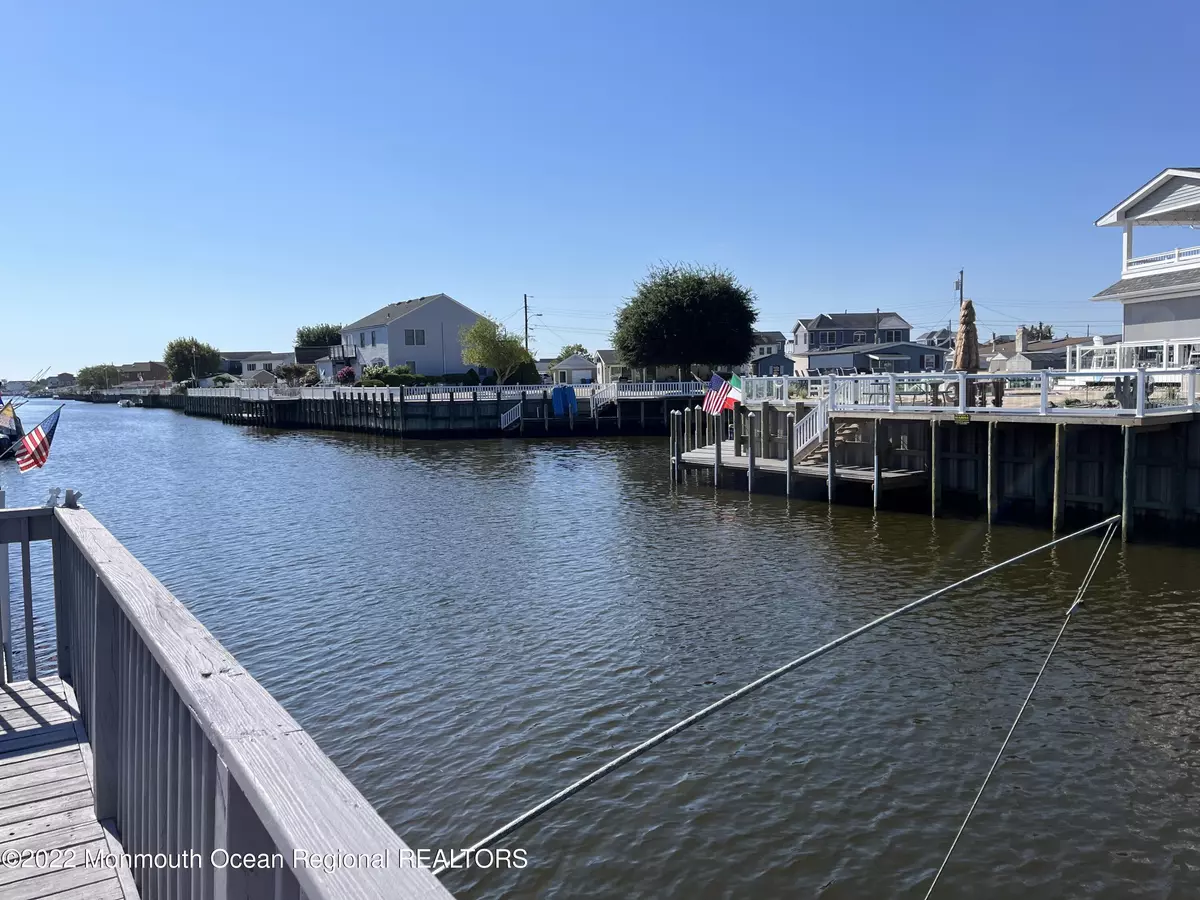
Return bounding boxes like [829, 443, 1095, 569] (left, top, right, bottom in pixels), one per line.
[2, 0, 1197, 377]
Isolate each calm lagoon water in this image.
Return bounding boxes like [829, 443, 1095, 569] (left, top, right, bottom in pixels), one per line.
[4, 398, 1199, 898]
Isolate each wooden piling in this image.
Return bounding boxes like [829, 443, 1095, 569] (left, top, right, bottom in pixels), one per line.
[761, 401, 770, 458]
[986, 420, 998, 525]
[733, 404, 743, 457]
[930, 419, 940, 518]
[873, 419, 882, 510]
[712, 414, 722, 487]
[785, 412, 794, 497]
[640, 400, 646, 431]
[1052, 423, 1065, 534]
[1122, 425, 1134, 542]
[672, 411, 682, 479]
[827, 414, 837, 502]
[746, 412, 757, 493]
[684, 406, 694, 451]
[543, 390, 550, 432]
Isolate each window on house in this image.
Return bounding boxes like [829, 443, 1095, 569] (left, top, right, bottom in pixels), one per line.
[370, 330, 376, 346]
[819, 330, 836, 345]
[265, 363, 273, 372]
[247, 363, 256, 371]
[359, 332, 365, 347]
[405, 329, 427, 346]
[922, 354, 938, 370]
[406, 360, 416, 371]
[853, 331, 866, 343]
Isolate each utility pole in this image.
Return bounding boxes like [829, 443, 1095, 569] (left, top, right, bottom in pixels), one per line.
[956, 269, 964, 305]
[524, 294, 529, 351]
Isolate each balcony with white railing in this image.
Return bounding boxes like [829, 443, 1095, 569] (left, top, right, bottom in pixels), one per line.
[1124, 244, 1200, 277]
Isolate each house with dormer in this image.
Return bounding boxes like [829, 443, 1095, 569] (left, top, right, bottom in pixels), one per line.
[791, 312, 912, 371]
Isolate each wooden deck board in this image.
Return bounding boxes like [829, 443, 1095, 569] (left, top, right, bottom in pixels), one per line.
[0, 679, 139, 899]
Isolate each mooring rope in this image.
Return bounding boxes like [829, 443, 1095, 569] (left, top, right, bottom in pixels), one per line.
[922, 518, 1119, 898]
[432, 515, 1121, 878]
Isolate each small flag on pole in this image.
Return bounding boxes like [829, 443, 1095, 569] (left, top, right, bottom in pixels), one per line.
[15, 407, 61, 473]
[702, 375, 733, 414]
[722, 373, 744, 411]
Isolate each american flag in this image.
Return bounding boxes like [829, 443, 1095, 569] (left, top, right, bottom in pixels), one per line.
[701, 374, 732, 414]
[15, 408, 61, 473]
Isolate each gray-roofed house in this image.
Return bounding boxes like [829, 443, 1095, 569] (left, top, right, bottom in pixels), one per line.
[791, 312, 911, 370]
[916, 327, 955, 351]
[1091, 167, 1200, 347]
[240, 352, 295, 377]
[805, 341, 945, 375]
[984, 329, 1119, 373]
[339, 293, 484, 377]
[548, 353, 597, 384]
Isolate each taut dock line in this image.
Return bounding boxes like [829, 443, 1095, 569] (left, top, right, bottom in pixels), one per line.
[433, 515, 1122, 879]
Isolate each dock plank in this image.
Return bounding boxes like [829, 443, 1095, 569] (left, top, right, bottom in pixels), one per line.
[0, 681, 138, 899]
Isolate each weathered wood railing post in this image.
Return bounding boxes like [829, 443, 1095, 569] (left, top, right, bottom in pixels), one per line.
[1135, 368, 1147, 418]
[733, 403, 743, 457]
[747, 412, 756, 494]
[684, 406, 694, 452]
[214, 759, 279, 899]
[1039, 370, 1050, 414]
[21, 517, 34, 680]
[92, 575, 121, 820]
[0, 489, 9, 684]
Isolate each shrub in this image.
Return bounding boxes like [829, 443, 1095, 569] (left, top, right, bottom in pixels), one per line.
[302, 368, 321, 386]
[363, 364, 390, 382]
[360, 378, 385, 387]
[336, 366, 356, 385]
[463, 368, 480, 386]
[391, 364, 413, 376]
[212, 373, 234, 386]
[378, 372, 405, 387]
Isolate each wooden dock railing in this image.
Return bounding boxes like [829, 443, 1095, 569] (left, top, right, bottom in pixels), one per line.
[0, 502, 454, 900]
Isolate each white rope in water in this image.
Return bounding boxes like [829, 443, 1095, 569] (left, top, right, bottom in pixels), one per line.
[432, 515, 1122, 878]
[922, 519, 1119, 899]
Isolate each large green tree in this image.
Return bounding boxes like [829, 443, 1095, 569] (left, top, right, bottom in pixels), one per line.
[613, 263, 757, 377]
[163, 337, 221, 381]
[295, 323, 344, 347]
[460, 317, 532, 385]
[76, 364, 121, 391]
[554, 343, 591, 363]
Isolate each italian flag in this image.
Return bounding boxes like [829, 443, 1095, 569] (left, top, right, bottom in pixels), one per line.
[723, 373, 743, 410]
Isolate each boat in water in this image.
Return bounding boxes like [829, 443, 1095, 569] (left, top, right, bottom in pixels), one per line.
[0, 399, 24, 456]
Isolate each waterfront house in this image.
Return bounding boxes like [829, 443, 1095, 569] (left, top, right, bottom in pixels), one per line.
[791, 312, 912, 370]
[340, 293, 483, 377]
[117, 361, 171, 383]
[805, 341, 944, 374]
[241, 351, 295, 376]
[219, 351, 270, 376]
[750, 352, 796, 376]
[916, 327, 955, 352]
[246, 368, 280, 386]
[549, 353, 597, 384]
[596, 350, 645, 383]
[984, 330, 1118, 373]
[535, 358, 555, 383]
[1087, 167, 1200, 368]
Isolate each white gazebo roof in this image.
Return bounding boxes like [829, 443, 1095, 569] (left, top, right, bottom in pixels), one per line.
[1096, 168, 1200, 226]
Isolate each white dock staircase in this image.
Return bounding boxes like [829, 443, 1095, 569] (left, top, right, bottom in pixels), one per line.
[792, 397, 831, 459]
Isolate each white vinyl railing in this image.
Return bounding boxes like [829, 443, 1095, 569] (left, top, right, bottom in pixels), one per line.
[1126, 244, 1200, 273]
[1071, 338, 1200, 372]
[793, 395, 831, 458]
[772, 368, 1200, 417]
[500, 404, 523, 429]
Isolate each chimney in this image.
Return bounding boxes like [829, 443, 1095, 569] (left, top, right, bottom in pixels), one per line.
[1015, 326, 1027, 354]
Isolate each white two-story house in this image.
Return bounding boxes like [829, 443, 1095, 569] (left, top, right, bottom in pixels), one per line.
[337, 293, 484, 377]
[1085, 167, 1200, 369]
